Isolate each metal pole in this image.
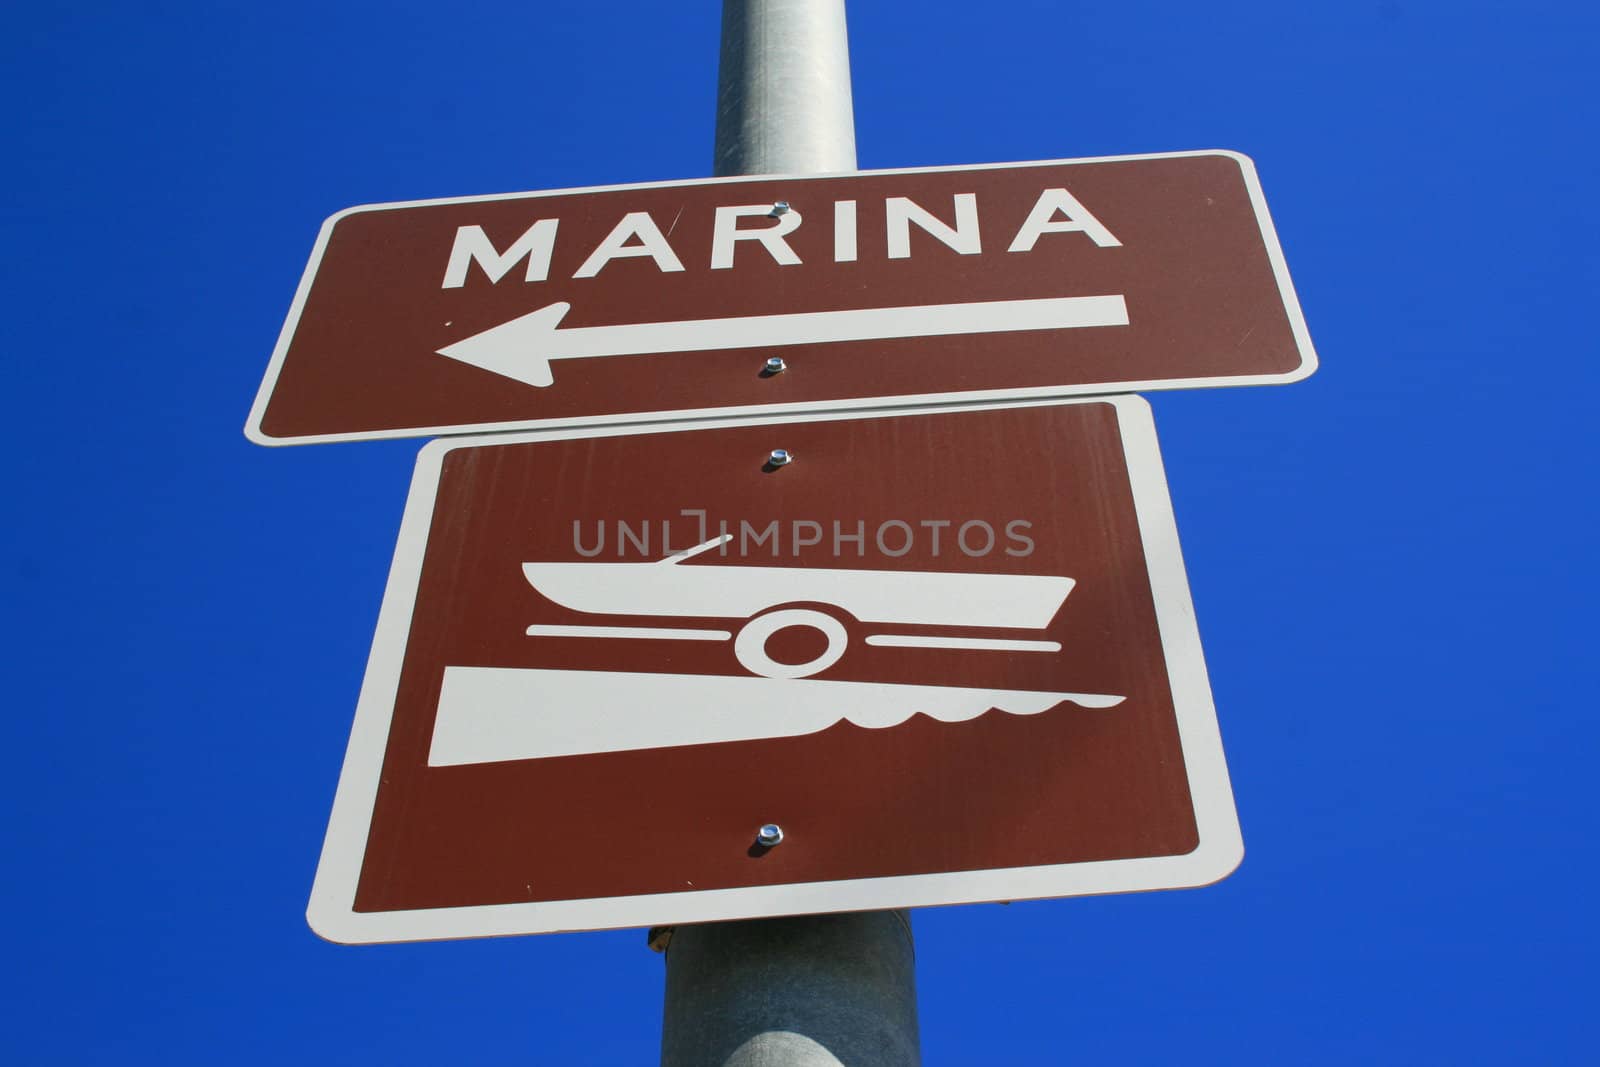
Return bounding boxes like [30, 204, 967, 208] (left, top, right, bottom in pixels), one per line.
[658, 912, 920, 1066]
[658, 4, 920, 1065]
[712, 0, 858, 176]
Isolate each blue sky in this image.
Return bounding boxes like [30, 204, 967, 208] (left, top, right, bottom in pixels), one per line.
[3, 1, 1595, 1063]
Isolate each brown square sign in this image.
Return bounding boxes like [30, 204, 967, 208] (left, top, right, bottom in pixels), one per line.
[250, 151, 1314, 446]
[308, 396, 1240, 942]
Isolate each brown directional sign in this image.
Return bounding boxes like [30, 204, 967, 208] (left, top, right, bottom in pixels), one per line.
[307, 396, 1241, 942]
[248, 151, 1315, 446]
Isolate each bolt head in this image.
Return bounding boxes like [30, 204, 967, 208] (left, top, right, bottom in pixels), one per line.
[765, 356, 787, 374]
[768, 449, 792, 467]
[772, 200, 791, 215]
[757, 823, 785, 846]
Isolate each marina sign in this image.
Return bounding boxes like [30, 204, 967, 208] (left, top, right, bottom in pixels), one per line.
[248, 151, 1315, 446]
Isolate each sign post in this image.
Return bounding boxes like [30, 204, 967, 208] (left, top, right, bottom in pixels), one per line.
[305, 395, 1242, 1061]
[663, 5, 920, 1063]
[272, 2, 1290, 1063]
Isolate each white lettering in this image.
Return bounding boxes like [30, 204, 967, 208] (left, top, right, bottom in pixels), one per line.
[834, 200, 858, 262]
[441, 220, 558, 288]
[886, 194, 981, 259]
[573, 212, 686, 278]
[1007, 188, 1122, 252]
[711, 206, 803, 269]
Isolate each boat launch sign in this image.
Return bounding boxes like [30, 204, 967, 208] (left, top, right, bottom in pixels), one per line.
[247, 151, 1316, 445]
[308, 396, 1241, 942]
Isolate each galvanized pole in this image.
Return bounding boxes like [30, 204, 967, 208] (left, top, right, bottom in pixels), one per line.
[658, 911, 920, 1066]
[657, 3, 921, 1066]
[711, 0, 858, 176]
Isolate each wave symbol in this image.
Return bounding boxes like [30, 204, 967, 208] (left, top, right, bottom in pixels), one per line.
[429, 667, 1125, 766]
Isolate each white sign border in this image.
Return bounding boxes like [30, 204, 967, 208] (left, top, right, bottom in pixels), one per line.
[247, 150, 1316, 447]
[307, 394, 1242, 943]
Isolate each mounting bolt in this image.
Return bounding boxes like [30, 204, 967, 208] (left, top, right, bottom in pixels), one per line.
[756, 823, 785, 847]
[771, 200, 791, 216]
[765, 355, 787, 374]
[767, 449, 793, 467]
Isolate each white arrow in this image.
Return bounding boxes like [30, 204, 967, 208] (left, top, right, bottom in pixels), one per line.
[436, 294, 1129, 387]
